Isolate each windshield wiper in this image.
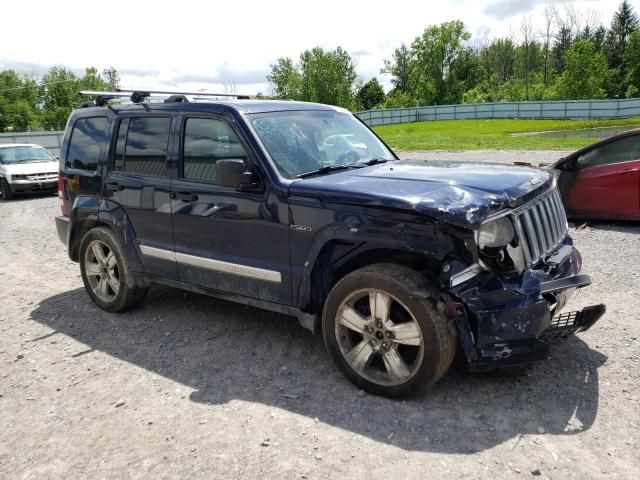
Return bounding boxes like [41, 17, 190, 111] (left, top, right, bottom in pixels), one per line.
[297, 165, 353, 179]
[360, 158, 391, 166]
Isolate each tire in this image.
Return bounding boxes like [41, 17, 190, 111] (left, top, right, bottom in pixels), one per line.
[0, 178, 14, 200]
[322, 263, 456, 398]
[79, 227, 148, 313]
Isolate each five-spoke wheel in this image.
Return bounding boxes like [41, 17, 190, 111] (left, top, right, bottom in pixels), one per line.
[79, 227, 147, 312]
[84, 239, 120, 303]
[323, 263, 456, 397]
[336, 289, 424, 386]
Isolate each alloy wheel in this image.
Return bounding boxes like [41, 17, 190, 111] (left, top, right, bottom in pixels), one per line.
[334, 288, 425, 386]
[84, 240, 120, 303]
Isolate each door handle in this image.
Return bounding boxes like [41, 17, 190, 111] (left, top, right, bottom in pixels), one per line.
[171, 191, 198, 202]
[106, 182, 124, 192]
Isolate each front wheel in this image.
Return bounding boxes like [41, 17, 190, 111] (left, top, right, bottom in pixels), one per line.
[79, 227, 147, 312]
[322, 264, 456, 397]
[0, 178, 14, 200]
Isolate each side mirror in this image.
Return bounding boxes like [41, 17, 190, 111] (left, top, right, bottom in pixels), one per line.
[216, 159, 258, 190]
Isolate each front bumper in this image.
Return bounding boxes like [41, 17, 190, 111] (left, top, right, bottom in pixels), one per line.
[7, 180, 57, 194]
[450, 244, 605, 370]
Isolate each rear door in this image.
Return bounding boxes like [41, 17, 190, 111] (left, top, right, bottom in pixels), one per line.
[103, 114, 178, 278]
[564, 133, 640, 220]
[170, 114, 292, 304]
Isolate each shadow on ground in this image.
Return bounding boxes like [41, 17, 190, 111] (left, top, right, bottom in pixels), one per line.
[30, 286, 607, 454]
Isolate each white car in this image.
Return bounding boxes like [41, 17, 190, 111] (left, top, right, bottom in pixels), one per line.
[0, 143, 59, 200]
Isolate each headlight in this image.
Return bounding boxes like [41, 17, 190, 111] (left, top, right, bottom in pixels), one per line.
[11, 174, 27, 181]
[478, 217, 515, 248]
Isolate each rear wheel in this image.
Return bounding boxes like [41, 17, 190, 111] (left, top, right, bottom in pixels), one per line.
[322, 264, 456, 397]
[0, 178, 14, 200]
[79, 227, 147, 312]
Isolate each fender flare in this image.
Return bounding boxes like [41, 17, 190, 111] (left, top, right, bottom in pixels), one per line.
[68, 196, 144, 273]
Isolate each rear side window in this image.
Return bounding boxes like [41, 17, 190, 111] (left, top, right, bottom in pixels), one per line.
[578, 134, 640, 169]
[182, 117, 249, 184]
[113, 116, 171, 177]
[66, 117, 108, 171]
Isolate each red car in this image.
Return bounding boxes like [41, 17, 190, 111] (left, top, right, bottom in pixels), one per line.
[552, 129, 640, 221]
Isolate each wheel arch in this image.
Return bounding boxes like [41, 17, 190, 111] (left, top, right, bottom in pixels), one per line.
[298, 240, 445, 317]
[68, 197, 144, 274]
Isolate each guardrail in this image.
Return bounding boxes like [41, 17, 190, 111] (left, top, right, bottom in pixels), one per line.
[356, 97, 640, 126]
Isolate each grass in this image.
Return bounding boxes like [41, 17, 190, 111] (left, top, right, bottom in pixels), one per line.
[373, 117, 640, 151]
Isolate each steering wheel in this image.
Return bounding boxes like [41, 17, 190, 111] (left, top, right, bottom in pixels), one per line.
[335, 149, 361, 166]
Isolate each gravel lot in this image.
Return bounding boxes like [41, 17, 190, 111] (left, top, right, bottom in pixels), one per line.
[1, 152, 639, 479]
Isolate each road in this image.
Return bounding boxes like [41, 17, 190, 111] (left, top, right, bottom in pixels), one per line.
[0, 169, 638, 478]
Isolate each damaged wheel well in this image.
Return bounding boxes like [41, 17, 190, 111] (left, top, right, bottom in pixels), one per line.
[305, 242, 443, 314]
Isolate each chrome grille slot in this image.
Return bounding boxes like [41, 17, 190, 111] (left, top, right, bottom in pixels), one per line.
[514, 188, 568, 266]
[25, 173, 58, 182]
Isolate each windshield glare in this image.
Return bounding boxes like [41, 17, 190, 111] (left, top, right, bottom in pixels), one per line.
[0, 146, 55, 164]
[249, 110, 395, 178]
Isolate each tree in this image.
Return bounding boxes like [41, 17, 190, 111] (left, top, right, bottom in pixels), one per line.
[267, 57, 302, 100]
[605, 1, 639, 97]
[410, 20, 471, 105]
[623, 30, 640, 97]
[0, 70, 41, 131]
[521, 17, 534, 100]
[299, 47, 357, 108]
[267, 47, 357, 108]
[554, 40, 610, 99]
[102, 67, 120, 90]
[356, 78, 385, 110]
[40, 67, 78, 129]
[381, 44, 413, 93]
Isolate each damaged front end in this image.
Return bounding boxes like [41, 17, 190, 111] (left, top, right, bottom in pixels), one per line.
[441, 183, 605, 370]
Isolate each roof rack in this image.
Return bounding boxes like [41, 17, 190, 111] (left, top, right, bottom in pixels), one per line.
[78, 89, 253, 107]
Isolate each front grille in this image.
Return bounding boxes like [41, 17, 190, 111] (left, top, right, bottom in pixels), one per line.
[25, 173, 58, 182]
[513, 188, 568, 266]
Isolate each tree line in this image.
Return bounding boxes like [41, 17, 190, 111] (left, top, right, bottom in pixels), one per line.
[1, 2, 639, 132]
[269, 1, 640, 110]
[0, 67, 119, 132]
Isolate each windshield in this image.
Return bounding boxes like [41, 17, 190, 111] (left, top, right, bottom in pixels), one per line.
[249, 110, 395, 178]
[0, 146, 55, 164]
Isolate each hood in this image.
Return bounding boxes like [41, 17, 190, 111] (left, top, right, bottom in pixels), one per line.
[1, 160, 59, 176]
[289, 159, 552, 226]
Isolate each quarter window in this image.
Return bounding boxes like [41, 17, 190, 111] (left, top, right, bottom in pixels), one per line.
[182, 118, 249, 184]
[66, 117, 108, 171]
[113, 117, 171, 177]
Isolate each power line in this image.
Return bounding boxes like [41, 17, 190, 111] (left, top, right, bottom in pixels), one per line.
[0, 78, 80, 94]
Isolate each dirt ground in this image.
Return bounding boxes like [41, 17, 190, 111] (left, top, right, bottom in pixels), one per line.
[1, 152, 639, 479]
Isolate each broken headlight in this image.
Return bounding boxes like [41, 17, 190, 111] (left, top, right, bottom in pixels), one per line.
[478, 217, 514, 249]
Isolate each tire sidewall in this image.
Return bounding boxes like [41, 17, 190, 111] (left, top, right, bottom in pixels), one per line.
[322, 265, 452, 397]
[1, 178, 14, 200]
[79, 228, 130, 312]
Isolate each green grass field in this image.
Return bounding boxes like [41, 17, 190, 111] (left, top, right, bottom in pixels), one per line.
[373, 117, 640, 151]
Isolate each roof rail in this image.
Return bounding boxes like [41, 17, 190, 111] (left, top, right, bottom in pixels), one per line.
[79, 89, 254, 106]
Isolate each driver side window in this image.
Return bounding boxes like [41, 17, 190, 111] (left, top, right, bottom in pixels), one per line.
[577, 134, 640, 169]
[182, 117, 249, 184]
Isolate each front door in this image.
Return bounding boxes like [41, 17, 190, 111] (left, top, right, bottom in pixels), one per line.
[104, 114, 178, 278]
[170, 115, 291, 304]
[564, 133, 640, 220]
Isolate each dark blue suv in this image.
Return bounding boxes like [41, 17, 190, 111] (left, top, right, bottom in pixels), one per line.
[55, 91, 605, 397]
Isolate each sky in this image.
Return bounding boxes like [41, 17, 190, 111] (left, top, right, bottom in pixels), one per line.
[0, 0, 626, 94]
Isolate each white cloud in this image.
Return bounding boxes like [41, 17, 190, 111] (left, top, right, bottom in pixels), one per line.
[0, 0, 623, 93]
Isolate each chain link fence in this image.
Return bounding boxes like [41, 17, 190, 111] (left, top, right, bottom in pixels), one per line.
[356, 97, 640, 126]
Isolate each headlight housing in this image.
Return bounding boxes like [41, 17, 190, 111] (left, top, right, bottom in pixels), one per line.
[478, 216, 515, 249]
